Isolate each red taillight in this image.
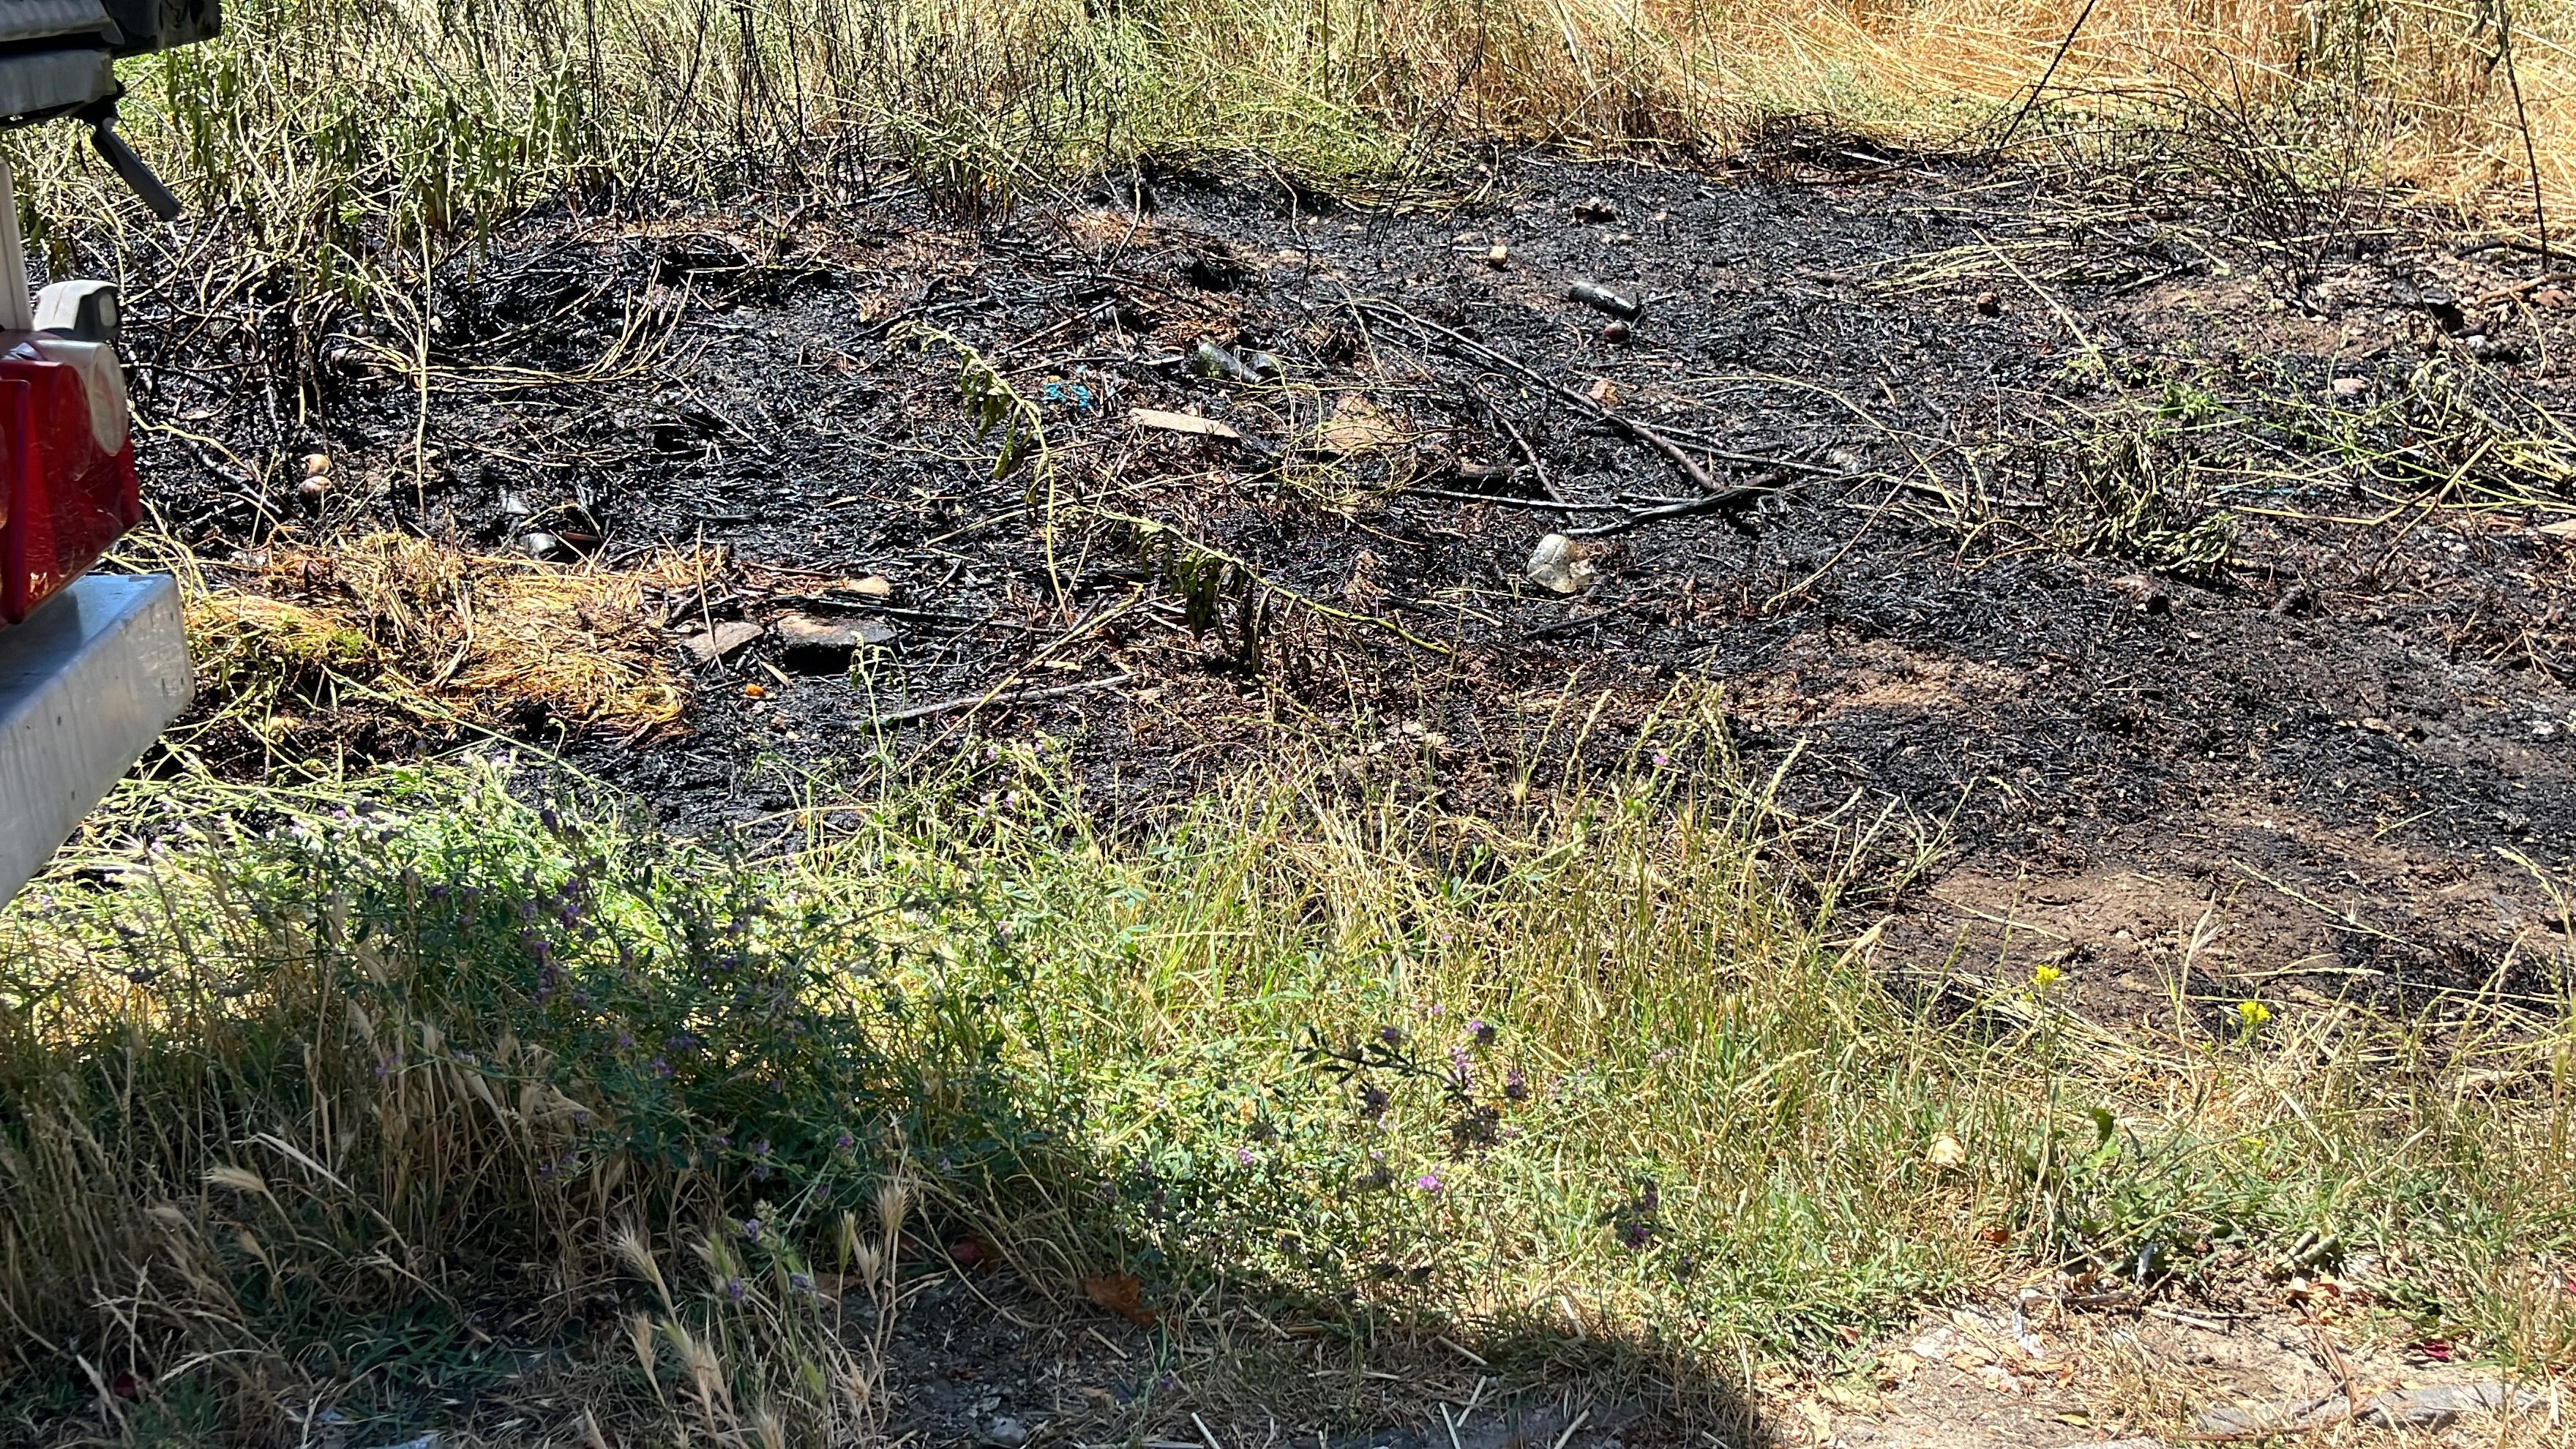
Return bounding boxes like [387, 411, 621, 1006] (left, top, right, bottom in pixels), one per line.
[0, 335, 139, 624]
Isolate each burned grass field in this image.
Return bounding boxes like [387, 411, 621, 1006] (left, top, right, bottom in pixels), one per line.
[7, 142, 2575, 1447]
[149, 146, 2576, 1005]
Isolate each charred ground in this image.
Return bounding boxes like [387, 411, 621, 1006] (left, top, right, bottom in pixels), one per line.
[132, 141, 2576, 1022]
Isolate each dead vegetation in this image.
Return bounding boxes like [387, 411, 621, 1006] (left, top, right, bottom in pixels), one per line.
[170, 533, 701, 763]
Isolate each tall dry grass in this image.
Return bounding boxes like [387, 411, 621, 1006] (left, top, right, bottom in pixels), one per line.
[6, 0, 2569, 298]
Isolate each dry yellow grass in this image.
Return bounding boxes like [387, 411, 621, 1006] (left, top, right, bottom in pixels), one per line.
[1282, 0, 2570, 207]
[181, 533, 697, 740]
[9, 0, 2565, 302]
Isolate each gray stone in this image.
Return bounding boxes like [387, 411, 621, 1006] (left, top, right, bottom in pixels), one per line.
[682, 621, 763, 664]
[2360, 1382, 2536, 1429]
[2195, 1382, 2536, 1439]
[774, 611, 896, 668]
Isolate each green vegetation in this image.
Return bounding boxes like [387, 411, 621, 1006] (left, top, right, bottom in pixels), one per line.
[4, 741, 2569, 1442]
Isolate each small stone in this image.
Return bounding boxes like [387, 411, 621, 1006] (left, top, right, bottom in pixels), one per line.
[2535, 288, 2568, 308]
[683, 621, 764, 664]
[850, 574, 894, 596]
[1571, 195, 1617, 222]
[2331, 375, 2368, 397]
[981, 1417, 1030, 1448]
[2108, 574, 2171, 614]
[1486, 242, 1510, 268]
[1586, 376, 1621, 408]
[302, 452, 332, 476]
[774, 611, 896, 669]
[2361, 1382, 2535, 1429]
[1925, 1132, 1966, 1167]
[520, 531, 561, 560]
[1974, 291, 2001, 316]
[2198, 1382, 2533, 1439]
[296, 477, 330, 503]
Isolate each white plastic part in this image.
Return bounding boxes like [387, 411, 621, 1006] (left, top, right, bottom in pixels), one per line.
[36, 278, 119, 342]
[0, 574, 192, 905]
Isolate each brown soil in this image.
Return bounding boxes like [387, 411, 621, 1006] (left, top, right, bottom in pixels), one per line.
[882, 1265, 2563, 1449]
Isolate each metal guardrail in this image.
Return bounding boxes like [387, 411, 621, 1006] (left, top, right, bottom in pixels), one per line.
[0, 573, 191, 902]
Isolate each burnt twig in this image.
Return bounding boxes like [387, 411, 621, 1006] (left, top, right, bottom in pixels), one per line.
[869, 673, 1133, 727]
[1353, 298, 1832, 487]
[1562, 476, 1781, 536]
